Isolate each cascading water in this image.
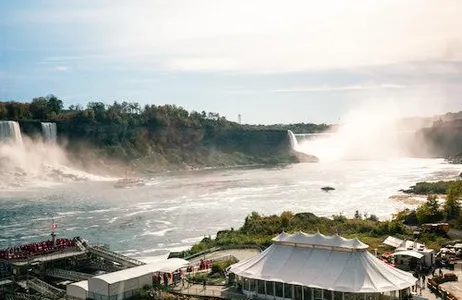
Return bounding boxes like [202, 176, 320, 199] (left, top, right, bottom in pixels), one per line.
[0, 121, 24, 145]
[0, 120, 109, 189]
[41, 122, 57, 143]
[287, 130, 299, 151]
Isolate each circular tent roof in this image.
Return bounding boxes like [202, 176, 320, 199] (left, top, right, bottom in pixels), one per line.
[229, 231, 416, 293]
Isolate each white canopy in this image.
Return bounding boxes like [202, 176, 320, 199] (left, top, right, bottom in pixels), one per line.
[392, 251, 424, 259]
[91, 258, 188, 285]
[273, 231, 368, 250]
[230, 232, 416, 293]
[88, 258, 189, 298]
[383, 236, 404, 248]
[453, 243, 462, 249]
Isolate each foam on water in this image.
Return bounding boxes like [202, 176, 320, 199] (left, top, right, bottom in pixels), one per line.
[141, 227, 177, 237]
[1, 156, 461, 253]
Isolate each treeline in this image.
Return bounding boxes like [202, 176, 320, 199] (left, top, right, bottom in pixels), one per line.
[401, 181, 459, 195]
[188, 211, 407, 254]
[397, 180, 462, 227]
[0, 95, 328, 168]
[0, 95, 64, 120]
[246, 123, 330, 134]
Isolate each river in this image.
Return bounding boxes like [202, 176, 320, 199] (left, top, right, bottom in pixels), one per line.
[0, 158, 460, 258]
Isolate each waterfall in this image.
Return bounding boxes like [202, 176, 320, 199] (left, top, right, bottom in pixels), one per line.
[0, 121, 24, 145]
[41, 122, 57, 143]
[287, 130, 299, 151]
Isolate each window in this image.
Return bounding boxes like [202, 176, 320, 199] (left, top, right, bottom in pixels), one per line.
[344, 292, 355, 300]
[243, 278, 250, 291]
[266, 281, 274, 297]
[365, 293, 378, 300]
[353, 294, 365, 300]
[258, 280, 266, 295]
[334, 291, 343, 300]
[249, 279, 256, 293]
[275, 282, 284, 297]
[294, 285, 303, 300]
[324, 290, 333, 300]
[314, 288, 323, 300]
[304, 287, 313, 300]
[284, 283, 292, 299]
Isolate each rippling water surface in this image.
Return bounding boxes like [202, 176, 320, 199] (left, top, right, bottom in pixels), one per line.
[0, 158, 460, 257]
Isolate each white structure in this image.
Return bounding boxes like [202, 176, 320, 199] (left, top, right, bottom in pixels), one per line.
[384, 236, 435, 267]
[230, 232, 417, 300]
[67, 280, 88, 300]
[87, 258, 188, 300]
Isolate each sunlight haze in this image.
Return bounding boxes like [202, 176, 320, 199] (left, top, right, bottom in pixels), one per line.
[1, 0, 462, 123]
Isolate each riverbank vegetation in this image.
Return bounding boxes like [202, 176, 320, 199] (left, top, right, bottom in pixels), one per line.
[401, 180, 460, 195]
[187, 182, 462, 256]
[397, 180, 462, 230]
[184, 211, 408, 256]
[0, 95, 329, 171]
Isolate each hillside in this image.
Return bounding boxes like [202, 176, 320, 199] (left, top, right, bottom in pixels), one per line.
[417, 118, 462, 161]
[0, 95, 326, 172]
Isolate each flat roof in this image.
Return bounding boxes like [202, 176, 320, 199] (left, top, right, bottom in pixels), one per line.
[91, 258, 188, 285]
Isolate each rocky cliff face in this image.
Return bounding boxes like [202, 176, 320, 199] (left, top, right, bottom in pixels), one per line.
[416, 122, 462, 158]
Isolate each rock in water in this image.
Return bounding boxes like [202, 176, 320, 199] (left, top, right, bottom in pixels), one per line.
[321, 186, 335, 192]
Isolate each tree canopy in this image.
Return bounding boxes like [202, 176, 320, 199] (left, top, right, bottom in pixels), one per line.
[0, 96, 329, 167]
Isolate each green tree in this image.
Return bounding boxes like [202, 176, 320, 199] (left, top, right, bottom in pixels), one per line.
[443, 183, 461, 220]
[45, 94, 63, 116]
[30, 97, 48, 120]
[416, 194, 443, 224]
[280, 211, 294, 229]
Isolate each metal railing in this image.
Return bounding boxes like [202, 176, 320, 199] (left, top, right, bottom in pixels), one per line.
[87, 246, 145, 267]
[87, 259, 123, 273]
[73, 238, 86, 252]
[27, 277, 65, 300]
[172, 287, 248, 299]
[45, 268, 92, 281]
[184, 244, 263, 261]
[5, 292, 49, 300]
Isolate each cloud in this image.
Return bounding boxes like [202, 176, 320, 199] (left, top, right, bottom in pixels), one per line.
[8, 0, 462, 74]
[273, 84, 404, 93]
[164, 58, 241, 72]
[53, 66, 69, 72]
[227, 83, 404, 94]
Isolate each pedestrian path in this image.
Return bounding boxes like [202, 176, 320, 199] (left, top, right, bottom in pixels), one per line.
[171, 284, 247, 299]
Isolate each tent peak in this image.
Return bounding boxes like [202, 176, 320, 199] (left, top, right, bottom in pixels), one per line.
[273, 231, 369, 250]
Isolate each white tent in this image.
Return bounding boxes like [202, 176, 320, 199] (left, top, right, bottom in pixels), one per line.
[66, 280, 88, 300]
[88, 258, 188, 300]
[230, 232, 416, 294]
[392, 251, 424, 259]
[383, 236, 404, 248]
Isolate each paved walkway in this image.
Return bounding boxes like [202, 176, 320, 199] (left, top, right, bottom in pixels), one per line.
[439, 270, 462, 300]
[189, 249, 260, 264]
[417, 269, 462, 300]
[171, 284, 246, 299]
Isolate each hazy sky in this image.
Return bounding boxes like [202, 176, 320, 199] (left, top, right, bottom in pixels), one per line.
[1, 0, 462, 124]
